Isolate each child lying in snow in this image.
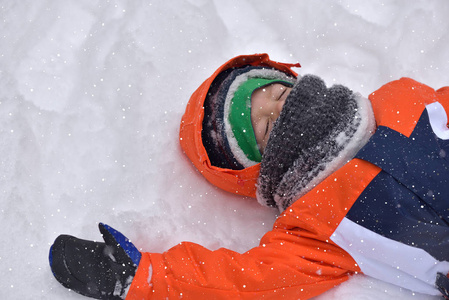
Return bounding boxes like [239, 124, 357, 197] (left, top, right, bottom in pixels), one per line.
[49, 53, 449, 299]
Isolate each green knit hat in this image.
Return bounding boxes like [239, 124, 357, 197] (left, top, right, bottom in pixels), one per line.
[229, 78, 293, 163]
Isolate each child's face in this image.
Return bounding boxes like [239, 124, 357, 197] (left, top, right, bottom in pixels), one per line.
[251, 83, 292, 154]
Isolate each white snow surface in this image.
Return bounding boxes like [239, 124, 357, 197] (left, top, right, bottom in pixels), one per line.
[1, 1, 448, 299]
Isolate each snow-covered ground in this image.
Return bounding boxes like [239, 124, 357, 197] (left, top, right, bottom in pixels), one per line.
[1, 1, 448, 299]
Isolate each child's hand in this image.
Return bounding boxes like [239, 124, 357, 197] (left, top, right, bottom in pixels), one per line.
[49, 223, 141, 299]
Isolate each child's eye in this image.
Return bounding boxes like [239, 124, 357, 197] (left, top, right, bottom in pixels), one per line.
[277, 88, 287, 100]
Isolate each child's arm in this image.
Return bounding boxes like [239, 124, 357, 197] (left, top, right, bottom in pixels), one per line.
[50, 222, 358, 300]
[127, 226, 359, 300]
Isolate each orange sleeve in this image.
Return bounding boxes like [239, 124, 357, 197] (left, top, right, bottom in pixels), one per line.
[369, 77, 436, 137]
[126, 225, 360, 300]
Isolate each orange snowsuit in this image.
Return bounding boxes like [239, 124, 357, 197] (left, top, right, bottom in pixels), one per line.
[126, 54, 449, 299]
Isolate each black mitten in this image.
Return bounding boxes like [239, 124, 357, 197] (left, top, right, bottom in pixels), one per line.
[49, 223, 141, 299]
[436, 272, 449, 299]
[257, 75, 375, 211]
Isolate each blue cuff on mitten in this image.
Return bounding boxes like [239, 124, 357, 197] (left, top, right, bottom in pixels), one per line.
[100, 223, 142, 266]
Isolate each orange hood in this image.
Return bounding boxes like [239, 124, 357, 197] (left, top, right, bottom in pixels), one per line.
[179, 53, 300, 198]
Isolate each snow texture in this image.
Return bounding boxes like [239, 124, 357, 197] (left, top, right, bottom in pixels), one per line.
[0, 1, 448, 299]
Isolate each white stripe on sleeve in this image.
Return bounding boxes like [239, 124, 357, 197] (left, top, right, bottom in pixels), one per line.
[331, 217, 449, 296]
